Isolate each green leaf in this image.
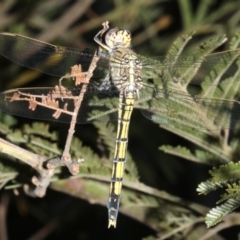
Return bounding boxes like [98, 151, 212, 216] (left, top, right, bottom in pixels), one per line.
[206, 198, 240, 227]
[160, 145, 220, 164]
[197, 161, 240, 227]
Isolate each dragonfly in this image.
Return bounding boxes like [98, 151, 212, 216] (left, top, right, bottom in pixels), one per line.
[1, 21, 240, 228]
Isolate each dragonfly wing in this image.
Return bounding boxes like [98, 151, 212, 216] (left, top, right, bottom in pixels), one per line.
[140, 49, 240, 86]
[0, 85, 119, 124]
[138, 86, 240, 130]
[78, 90, 119, 123]
[0, 33, 109, 78]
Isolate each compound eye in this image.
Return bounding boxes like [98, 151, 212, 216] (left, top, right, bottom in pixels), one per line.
[105, 28, 131, 49]
[105, 28, 118, 49]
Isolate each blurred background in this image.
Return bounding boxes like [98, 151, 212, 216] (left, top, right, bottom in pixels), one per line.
[1, 0, 240, 239]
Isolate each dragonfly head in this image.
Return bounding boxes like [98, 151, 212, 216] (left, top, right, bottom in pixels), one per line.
[104, 27, 131, 49]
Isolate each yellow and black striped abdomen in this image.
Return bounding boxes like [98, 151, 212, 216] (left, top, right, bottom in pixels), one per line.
[108, 91, 135, 228]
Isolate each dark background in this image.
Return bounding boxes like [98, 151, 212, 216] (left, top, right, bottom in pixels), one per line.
[1, 0, 240, 239]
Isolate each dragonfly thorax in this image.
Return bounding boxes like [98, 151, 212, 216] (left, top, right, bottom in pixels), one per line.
[109, 50, 143, 94]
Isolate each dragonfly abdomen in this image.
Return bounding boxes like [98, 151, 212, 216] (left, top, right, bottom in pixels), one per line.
[108, 92, 135, 228]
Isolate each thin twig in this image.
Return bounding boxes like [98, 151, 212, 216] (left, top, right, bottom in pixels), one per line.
[49, 52, 100, 174]
[158, 217, 205, 240]
[36, 0, 94, 43]
[0, 137, 54, 197]
[0, 138, 45, 168]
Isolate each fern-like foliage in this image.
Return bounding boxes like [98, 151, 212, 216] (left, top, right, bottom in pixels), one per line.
[196, 162, 240, 227]
[159, 145, 221, 165]
[157, 30, 240, 229]
[205, 198, 240, 227]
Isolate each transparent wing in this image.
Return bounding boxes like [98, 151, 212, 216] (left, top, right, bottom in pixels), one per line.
[0, 33, 109, 77]
[0, 86, 119, 123]
[1, 33, 240, 129]
[1, 84, 240, 129]
[138, 83, 240, 130]
[140, 49, 240, 86]
[2, 33, 240, 87]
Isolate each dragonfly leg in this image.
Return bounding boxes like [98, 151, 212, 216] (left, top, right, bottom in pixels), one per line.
[99, 73, 111, 90]
[94, 21, 111, 52]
